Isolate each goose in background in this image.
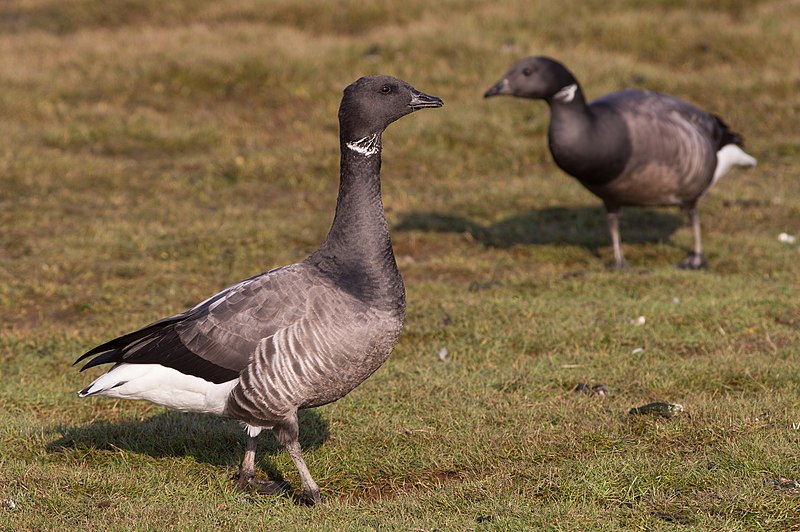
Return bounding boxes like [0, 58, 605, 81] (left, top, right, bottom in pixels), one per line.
[485, 56, 756, 269]
[75, 75, 443, 504]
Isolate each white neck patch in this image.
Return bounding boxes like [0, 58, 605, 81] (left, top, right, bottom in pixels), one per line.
[553, 83, 578, 103]
[346, 134, 380, 157]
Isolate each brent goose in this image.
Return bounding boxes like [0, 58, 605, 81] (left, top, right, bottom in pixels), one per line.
[75, 76, 443, 504]
[485, 56, 756, 269]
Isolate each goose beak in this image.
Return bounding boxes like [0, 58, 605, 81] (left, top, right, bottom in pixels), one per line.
[484, 78, 510, 98]
[409, 89, 444, 111]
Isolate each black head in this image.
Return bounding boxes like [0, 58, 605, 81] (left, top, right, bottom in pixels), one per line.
[339, 75, 443, 141]
[484, 56, 579, 102]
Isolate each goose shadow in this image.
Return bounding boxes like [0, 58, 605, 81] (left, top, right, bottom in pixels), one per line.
[47, 409, 329, 483]
[395, 206, 684, 252]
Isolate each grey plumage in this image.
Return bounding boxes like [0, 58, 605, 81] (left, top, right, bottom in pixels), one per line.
[75, 76, 443, 503]
[485, 56, 757, 269]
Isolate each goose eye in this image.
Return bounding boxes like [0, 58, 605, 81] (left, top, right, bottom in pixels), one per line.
[380, 85, 392, 94]
[522, 67, 533, 76]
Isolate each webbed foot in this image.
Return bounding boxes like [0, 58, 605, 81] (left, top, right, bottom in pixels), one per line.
[677, 252, 708, 270]
[233, 471, 290, 495]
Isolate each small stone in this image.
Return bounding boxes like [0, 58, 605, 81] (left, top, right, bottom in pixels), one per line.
[574, 383, 591, 394]
[778, 233, 797, 244]
[629, 402, 684, 418]
[779, 477, 800, 489]
[0, 499, 16, 509]
[630, 316, 646, 326]
[438, 347, 448, 361]
[672, 296, 680, 304]
[766, 476, 800, 493]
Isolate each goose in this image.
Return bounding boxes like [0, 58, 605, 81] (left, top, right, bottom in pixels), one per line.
[74, 75, 443, 504]
[485, 56, 756, 269]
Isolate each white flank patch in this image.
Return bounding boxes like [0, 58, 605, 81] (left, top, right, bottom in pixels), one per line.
[712, 144, 757, 184]
[245, 424, 263, 437]
[78, 363, 238, 415]
[553, 83, 578, 103]
[346, 134, 380, 157]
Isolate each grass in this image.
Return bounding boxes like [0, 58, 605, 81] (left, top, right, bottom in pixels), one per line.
[1, 0, 799, 528]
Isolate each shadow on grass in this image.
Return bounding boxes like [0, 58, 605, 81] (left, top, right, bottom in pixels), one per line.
[395, 205, 685, 251]
[47, 409, 329, 481]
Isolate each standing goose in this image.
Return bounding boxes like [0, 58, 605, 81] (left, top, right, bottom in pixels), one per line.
[74, 76, 443, 504]
[485, 56, 756, 269]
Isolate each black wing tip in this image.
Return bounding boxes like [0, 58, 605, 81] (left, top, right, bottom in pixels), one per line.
[72, 315, 186, 368]
[73, 346, 107, 367]
[724, 130, 745, 147]
[712, 113, 745, 148]
[75, 350, 121, 372]
[73, 351, 94, 367]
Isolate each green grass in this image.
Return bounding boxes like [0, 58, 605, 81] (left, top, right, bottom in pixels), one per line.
[2, 0, 800, 528]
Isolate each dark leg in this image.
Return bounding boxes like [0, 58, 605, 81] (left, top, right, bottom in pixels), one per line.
[606, 207, 629, 270]
[678, 204, 708, 270]
[234, 426, 287, 495]
[235, 433, 258, 489]
[273, 414, 321, 504]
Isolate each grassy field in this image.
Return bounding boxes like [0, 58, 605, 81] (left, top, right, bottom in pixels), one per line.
[1, 0, 799, 528]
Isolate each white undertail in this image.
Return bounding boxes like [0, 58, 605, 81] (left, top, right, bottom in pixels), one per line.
[712, 144, 757, 185]
[78, 363, 238, 415]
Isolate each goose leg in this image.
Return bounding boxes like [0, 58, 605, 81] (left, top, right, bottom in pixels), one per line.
[274, 416, 321, 504]
[234, 426, 287, 495]
[235, 432, 258, 489]
[678, 203, 708, 269]
[606, 207, 629, 270]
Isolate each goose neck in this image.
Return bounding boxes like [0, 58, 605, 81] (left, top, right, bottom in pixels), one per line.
[315, 134, 395, 269]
